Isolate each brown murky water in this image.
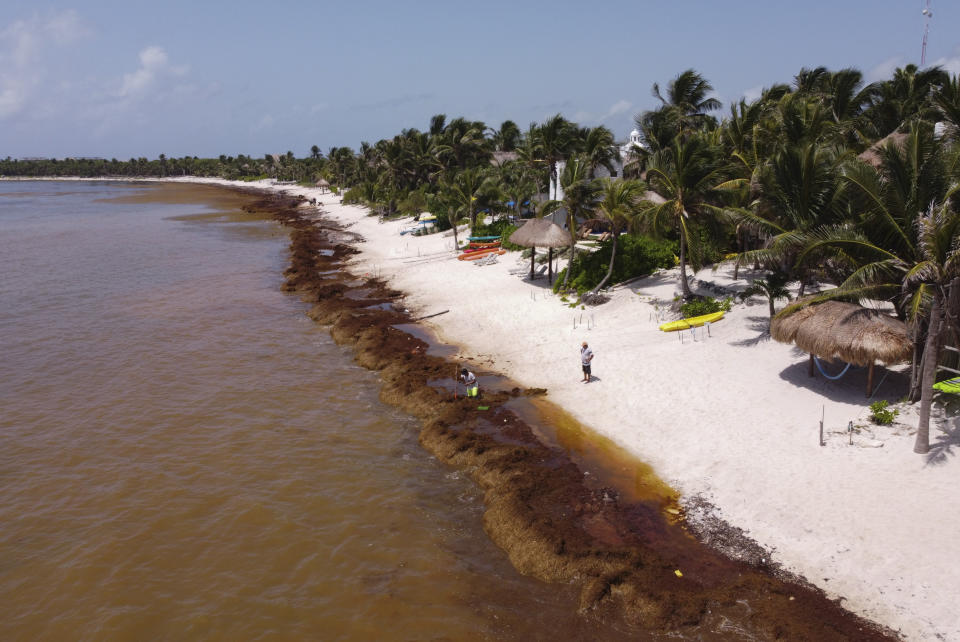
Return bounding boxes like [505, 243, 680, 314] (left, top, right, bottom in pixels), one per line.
[0, 181, 659, 640]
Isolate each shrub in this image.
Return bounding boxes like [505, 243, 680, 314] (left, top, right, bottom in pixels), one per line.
[397, 190, 428, 217]
[869, 400, 899, 425]
[680, 296, 732, 318]
[553, 234, 677, 295]
[342, 187, 363, 204]
[472, 219, 522, 250]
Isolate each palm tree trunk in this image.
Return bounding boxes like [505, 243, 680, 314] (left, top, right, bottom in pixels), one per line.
[679, 226, 692, 298]
[562, 212, 577, 288]
[915, 294, 943, 454]
[450, 208, 460, 250]
[909, 334, 924, 402]
[592, 232, 618, 294]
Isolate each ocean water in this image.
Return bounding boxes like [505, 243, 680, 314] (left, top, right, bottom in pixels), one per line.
[0, 181, 642, 641]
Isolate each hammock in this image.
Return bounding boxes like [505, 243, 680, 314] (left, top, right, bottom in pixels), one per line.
[813, 356, 853, 381]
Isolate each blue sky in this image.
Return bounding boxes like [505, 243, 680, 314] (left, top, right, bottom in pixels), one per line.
[3, 0, 959, 160]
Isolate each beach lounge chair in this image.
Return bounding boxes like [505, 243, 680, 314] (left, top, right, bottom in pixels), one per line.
[521, 265, 548, 280]
[473, 253, 499, 266]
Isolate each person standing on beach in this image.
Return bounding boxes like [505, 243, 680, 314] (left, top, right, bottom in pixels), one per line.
[580, 341, 594, 383]
[459, 368, 479, 398]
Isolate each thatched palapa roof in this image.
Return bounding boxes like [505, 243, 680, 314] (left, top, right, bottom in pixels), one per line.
[642, 190, 667, 205]
[771, 300, 912, 366]
[857, 131, 908, 168]
[508, 218, 569, 248]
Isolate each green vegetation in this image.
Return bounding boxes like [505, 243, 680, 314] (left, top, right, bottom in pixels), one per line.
[869, 401, 900, 426]
[740, 272, 792, 326]
[680, 296, 732, 318]
[552, 235, 676, 295]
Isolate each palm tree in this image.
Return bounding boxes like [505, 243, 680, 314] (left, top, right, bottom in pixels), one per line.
[791, 66, 878, 147]
[586, 178, 645, 296]
[640, 134, 724, 297]
[435, 117, 490, 172]
[908, 199, 960, 453]
[498, 162, 537, 219]
[725, 96, 847, 294]
[864, 64, 948, 138]
[442, 167, 492, 237]
[781, 123, 958, 451]
[490, 120, 522, 151]
[741, 272, 792, 326]
[577, 126, 619, 178]
[515, 127, 548, 196]
[649, 68, 723, 139]
[533, 114, 578, 199]
[542, 157, 602, 288]
[932, 74, 960, 143]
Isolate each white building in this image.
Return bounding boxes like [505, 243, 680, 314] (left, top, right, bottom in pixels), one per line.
[546, 128, 647, 219]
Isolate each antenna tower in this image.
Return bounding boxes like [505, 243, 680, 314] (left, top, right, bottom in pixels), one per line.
[921, 0, 932, 66]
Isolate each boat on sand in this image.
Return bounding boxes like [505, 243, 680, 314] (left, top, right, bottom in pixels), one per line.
[658, 310, 725, 332]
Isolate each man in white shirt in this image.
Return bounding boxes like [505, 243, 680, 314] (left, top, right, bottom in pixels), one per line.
[580, 342, 594, 383]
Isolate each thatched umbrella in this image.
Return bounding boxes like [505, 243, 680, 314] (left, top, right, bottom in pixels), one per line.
[857, 131, 908, 168]
[771, 300, 912, 396]
[508, 218, 569, 283]
[315, 178, 330, 193]
[642, 190, 667, 205]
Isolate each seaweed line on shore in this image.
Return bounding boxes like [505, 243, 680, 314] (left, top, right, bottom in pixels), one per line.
[252, 191, 897, 641]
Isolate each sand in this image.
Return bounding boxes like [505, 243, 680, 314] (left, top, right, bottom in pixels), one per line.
[23, 176, 959, 640]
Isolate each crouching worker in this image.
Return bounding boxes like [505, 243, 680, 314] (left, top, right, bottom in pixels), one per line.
[459, 368, 480, 398]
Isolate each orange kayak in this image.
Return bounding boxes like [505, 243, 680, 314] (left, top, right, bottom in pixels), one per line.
[458, 249, 506, 261]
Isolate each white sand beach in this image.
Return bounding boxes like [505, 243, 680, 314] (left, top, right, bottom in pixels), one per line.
[164, 178, 960, 639]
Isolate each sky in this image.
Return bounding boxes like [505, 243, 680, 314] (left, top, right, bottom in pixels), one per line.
[3, 0, 960, 160]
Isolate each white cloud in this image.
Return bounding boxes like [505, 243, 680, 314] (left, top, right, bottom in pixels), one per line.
[0, 86, 25, 118]
[741, 85, 763, 103]
[572, 109, 592, 123]
[0, 10, 90, 119]
[118, 46, 188, 99]
[44, 10, 91, 45]
[930, 53, 960, 77]
[568, 100, 633, 127]
[254, 114, 274, 131]
[601, 99, 632, 120]
[867, 57, 904, 83]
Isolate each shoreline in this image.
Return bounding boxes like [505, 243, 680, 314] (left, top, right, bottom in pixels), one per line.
[293, 180, 957, 641]
[13, 176, 959, 639]
[254, 189, 892, 639]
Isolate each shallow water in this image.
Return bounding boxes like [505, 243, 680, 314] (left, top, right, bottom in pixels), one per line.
[0, 181, 656, 641]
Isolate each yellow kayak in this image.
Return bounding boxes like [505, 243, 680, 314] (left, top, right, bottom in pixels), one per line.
[659, 311, 725, 332]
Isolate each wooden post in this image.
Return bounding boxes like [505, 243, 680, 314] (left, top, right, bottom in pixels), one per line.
[548, 247, 554, 284]
[866, 361, 875, 397]
[808, 353, 815, 377]
[530, 245, 536, 278]
[819, 405, 825, 446]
